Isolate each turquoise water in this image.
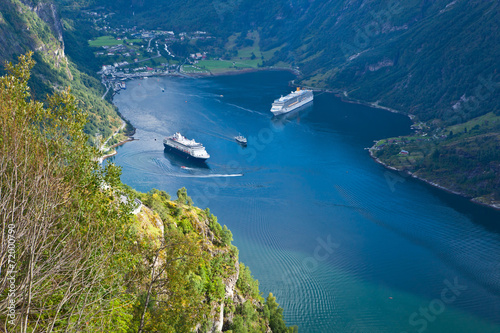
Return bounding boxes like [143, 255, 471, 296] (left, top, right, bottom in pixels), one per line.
[109, 71, 500, 332]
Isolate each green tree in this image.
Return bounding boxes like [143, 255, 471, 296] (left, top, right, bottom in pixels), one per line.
[0, 53, 136, 332]
[136, 228, 208, 333]
[176, 187, 193, 206]
[265, 293, 298, 333]
[221, 225, 233, 246]
[236, 263, 261, 300]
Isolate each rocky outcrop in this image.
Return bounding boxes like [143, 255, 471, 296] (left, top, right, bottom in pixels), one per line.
[32, 1, 63, 42]
[209, 260, 240, 332]
[225, 261, 239, 300]
[17, 0, 71, 77]
[209, 305, 225, 333]
[133, 198, 277, 332]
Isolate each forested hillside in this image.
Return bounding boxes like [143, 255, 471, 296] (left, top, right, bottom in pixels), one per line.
[0, 0, 122, 140]
[96, 0, 499, 124]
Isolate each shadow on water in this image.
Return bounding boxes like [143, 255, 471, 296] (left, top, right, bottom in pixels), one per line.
[271, 103, 313, 128]
[163, 149, 210, 170]
[306, 93, 413, 146]
[414, 177, 500, 234]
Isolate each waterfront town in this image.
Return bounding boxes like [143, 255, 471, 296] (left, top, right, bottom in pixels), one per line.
[83, 9, 215, 97]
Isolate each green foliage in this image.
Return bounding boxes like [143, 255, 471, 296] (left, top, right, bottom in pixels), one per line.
[178, 217, 194, 234]
[229, 293, 297, 333]
[229, 300, 268, 333]
[265, 293, 298, 333]
[221, 225, 233, 246]
[176, 186, 193, 206]
[0, 53, 138, 332]
[374, 113, 500, 200]
[133, 228, 208, 333]
[142, 188, 171, 221]
[229, 266, 297, 333]
[236, 263, 261, 300]
[266, 293, 286, 333]
[206, 210, 233, 247]
[108, 297, 135, 333]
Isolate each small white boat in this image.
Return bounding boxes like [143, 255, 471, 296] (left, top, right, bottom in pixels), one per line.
[235, 134, 247, 145]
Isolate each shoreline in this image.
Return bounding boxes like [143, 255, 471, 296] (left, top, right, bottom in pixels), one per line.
[337, 95, 411, 118]
[321, 90, 499, 211]
[300, 86, 413, 119]
[368, 147, 500, 212]
[99, 137, 135, 163]
[183, 66, 301, 78]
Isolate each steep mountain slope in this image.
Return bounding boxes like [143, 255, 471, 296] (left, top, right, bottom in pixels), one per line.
[301, 0, 500, 124]
[0, 0, 122, 140]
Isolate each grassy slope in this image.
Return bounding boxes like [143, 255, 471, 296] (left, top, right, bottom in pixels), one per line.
[195, 30, 287, 74]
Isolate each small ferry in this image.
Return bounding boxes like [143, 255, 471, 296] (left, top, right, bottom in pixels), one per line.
[235, 135, 247, 146]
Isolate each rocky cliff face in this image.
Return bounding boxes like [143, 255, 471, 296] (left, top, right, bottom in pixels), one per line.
[134, 194, 273, 333]
[32, 1, 64, 42]
[0, 0, 123, 141]
[19, 0, 64, 41]
[0, 0, 70, 77]
[31, 1, 70, 74]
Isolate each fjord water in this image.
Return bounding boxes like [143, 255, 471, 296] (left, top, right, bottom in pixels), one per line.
[110, 71, 500, 332]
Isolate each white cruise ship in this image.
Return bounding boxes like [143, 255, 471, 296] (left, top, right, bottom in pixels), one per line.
[163, 132, 210, 161]
[270, 88, 313, 115]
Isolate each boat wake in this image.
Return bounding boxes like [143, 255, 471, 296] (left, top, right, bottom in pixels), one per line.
[153, 158, 243, 178]
[225, 102, 264, 115]
[176, 173, 243, 178]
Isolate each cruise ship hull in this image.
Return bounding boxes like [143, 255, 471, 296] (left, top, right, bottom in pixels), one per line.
[163, 147, 210, 168]
[271, 97, 313, 115]
[163, 142, 209, 161]
[271, 89, 314, 116]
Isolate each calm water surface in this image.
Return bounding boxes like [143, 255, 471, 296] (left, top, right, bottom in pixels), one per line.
[109, 71, 500, 332]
